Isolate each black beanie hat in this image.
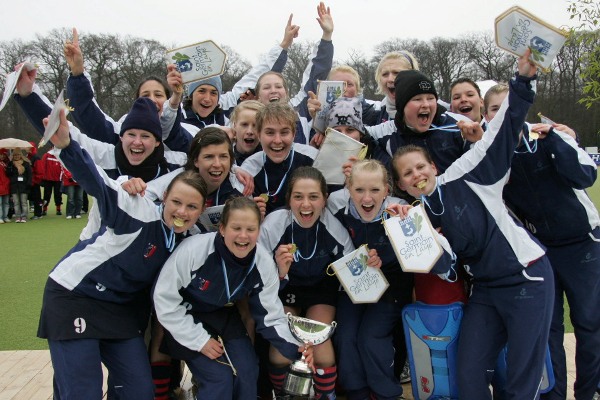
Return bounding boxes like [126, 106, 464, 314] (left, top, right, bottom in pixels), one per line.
[394, 70, 438, 127]
[120, 97, 162, 141]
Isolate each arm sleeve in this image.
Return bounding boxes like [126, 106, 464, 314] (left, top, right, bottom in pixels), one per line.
[541, 128, 597, 189]
[66, 72, 121, 145]
[153, 238, 213, 352]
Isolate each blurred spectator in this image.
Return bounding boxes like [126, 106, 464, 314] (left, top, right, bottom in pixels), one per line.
[6, 148, 32, 222]
[27, 142, 45, 219]
[61, 165, 83, 219]
[41, 147, 63, 215]
[0, 149, 10, 223]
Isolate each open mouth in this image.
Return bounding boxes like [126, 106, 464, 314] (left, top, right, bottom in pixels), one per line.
[417, 112, 430, 124]
[361, 204, 375, 213]
[269, 146, 285, 155]
[459, 105, 473, 114]
[234, 241, 250, 251]
[416, 180, 427, 189]
[269, 96, 280, 103]
[208, 171, 223, 178]
[243, 138, 256, 144]
[299, 210, 314, 222]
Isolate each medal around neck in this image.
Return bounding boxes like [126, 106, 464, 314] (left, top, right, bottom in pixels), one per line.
[283, 313, 337, 396]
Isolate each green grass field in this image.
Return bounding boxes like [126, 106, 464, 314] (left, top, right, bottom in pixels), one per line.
[2, 182, 599, 351]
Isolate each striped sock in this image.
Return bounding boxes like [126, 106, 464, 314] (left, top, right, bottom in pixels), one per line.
[268, 365, 288, 394]
[151, 362, 171, 400]
[314, 365, 337, 399]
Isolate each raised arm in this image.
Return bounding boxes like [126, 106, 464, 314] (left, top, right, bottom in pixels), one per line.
[64, 28, 123, 145]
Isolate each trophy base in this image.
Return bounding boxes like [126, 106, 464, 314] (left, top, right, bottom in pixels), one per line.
[282, 360, 313, 397]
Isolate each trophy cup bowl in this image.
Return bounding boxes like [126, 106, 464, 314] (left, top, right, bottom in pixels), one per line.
[282, 313, 337, 397]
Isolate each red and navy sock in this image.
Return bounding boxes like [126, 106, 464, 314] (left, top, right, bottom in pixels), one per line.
[268, 365, 288, 394]
[151, 362, 171, 400]
[314, 365, 337, 399]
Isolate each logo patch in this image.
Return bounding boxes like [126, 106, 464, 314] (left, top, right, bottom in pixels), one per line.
[144, 243, 157, 259]
[198, 278, 210, 291]
[418, 80, 432, 91]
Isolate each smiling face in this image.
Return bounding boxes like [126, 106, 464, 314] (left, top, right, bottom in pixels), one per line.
[403, 94, 438, 133]
[192, 85, 219, 117]
[120, 129, 160, 165]
[138, 80, 167, 114]
[451, 82, 484, 122]
[289, 178, 326, 228]
[394, 150, 438, 198]
[193, 142, 232, 193]
[259, 118, 294, 164]
[219, 208, 260, 258]
[256, 73, 288, 105]
[162, 181, 205, 233]
[378, 58, 409, 101]
[233, 109, 259, 155]
[348, 170, 389, 222]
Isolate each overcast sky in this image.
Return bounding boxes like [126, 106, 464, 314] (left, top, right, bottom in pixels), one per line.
[0, 0, 573, 64]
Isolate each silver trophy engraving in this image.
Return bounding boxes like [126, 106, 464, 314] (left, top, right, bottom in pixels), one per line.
[282, 313, 337, 397]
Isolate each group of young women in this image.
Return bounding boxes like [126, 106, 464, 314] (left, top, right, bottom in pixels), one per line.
[10, 0, 599, 398]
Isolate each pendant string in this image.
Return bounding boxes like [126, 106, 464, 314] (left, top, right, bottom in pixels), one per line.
[263, 147, 295, 198]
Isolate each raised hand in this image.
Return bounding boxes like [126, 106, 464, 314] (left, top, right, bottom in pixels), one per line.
[518, 48, 538, 78]
[281, 14, 300, 50]
[14, 63, 37, 97]
[64, 27, 84, 76]
[42, 108, 70, 149]
[316, 2, 333, 40]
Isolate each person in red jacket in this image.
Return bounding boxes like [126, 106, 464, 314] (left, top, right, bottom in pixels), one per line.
[27, 142, 45, 219]
[0, 149, 10, 223]
[61, 165, 82, 219]
[41, 147, 63, 215]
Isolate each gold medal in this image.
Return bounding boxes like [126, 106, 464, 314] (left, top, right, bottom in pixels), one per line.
[289, 243, 297, 254]
[173, 217, 185, 228]
[224, 302, 234, 307]
[417, 181, 427, 189]
[529, 131, 540, 140]
[259, 193, 269, 203]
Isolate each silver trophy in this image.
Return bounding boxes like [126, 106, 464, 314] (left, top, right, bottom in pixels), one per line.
[282, 313, 337, 397]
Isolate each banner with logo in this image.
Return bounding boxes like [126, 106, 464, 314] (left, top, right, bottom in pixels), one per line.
[312, 80, 346, 133]
[382, 205, 443, 273]
[495, 6, 568, 71]
[328, 245, 389, 304]
[165, 40, 227, 84]
[198, 205, 225, 232]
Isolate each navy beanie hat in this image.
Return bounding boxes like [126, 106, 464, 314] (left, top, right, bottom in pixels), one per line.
[187, 76, 223, 99]
[120, 97, 162, 141]
[394, 70, 438, 127]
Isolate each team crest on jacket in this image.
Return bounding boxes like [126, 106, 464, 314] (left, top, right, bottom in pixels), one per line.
[144, 243, 157, 258]
[199, 278, 211, 291]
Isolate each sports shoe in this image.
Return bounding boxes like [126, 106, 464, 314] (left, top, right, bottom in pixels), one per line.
[3, 218, 10, 223]
[75, 215, 82, 219]
[56, 210, 62, 215]
[66, 216, 72, 220]
[31, 216, 41, 220]
[20, 217, 27, 223]
[399, 360, 411, 384]
[15, 217, 22, 223]
[0, 219, 4, 224]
